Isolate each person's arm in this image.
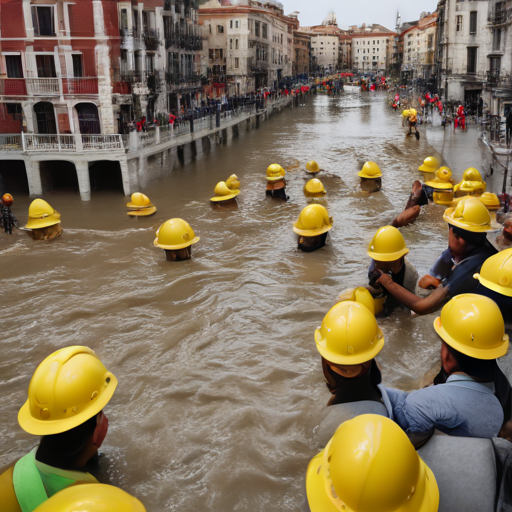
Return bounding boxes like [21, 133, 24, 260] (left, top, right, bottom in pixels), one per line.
[377, 272, 449, 315]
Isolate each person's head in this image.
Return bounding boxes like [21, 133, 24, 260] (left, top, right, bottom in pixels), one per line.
[358, 161, 382, 183]
[33, 484, 146, 512]
[18, 346, 118, 469]
[315, 301, 384, 379]
[368, 225, 409, 274]
[2, 193, 13, 207]
[434, 294, 509, 378]
[306, 415, 440, 512]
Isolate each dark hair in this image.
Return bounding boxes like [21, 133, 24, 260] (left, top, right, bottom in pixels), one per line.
[444, 342, 496, 381]
[37, 414, 97, 469]
[450, 225, 488, 247]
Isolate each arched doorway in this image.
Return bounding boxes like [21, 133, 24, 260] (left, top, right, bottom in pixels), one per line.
[75, 103, 100, 134]
[34, 102, 56, 134]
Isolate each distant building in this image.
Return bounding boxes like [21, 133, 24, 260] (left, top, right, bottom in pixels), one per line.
[350, 26, 396, 73]
[199, 0, 295, 93]
[310, 35, 339, 74]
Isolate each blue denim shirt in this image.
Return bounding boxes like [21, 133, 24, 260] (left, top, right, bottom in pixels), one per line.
[385, 375, 503, 438]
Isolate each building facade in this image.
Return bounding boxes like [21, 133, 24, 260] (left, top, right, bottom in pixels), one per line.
[351, 31, 395, 73]
[310, 34, 339, 74]
[199, 0, 295, 94]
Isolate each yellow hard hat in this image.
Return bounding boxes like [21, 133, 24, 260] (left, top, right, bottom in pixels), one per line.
[292, 204, 333, 237]
[434, 294, 509, 359]
[478, 192, 500, 211]
[226, 174, 240, 190]
[25, 199, 61, 230]
[33, 484, 146, 512]
[463, 167, 483, 182]
[425, 166, 453, 190]
[303, 178, 326, 198]
[443, 196, 495, 232]
[358, 161, 382, 179]
[338, 287, 376, 315]
[306, 161, 321, 174]
[126, 193, 152, 209]
[18, 346, 117, 436]
[154, 218, 200, 250]
[368, 225, 409, 262]
[418, 156, 440, 173]
[410, 108, 418, 116]
[474, 248, 512, 297]
[210, 181, 240, 202]
[315, 301, 384, 364]
[266, 163, 285, 181]
[402, 109, 411, 118]
[432, 190, 454, 205]
[306, 414, 439, 512]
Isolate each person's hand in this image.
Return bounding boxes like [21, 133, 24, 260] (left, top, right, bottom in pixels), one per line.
[419, 275, 441, 289]
[376, 271, 393, 288]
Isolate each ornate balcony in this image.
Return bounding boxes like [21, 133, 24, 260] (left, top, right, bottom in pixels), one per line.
[27, 78, 60, 95]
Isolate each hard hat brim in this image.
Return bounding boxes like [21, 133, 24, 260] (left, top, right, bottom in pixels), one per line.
[18, 373, 118, 436]
[154, 236, 200, 250]
[424, 181, 453, 190]
[210, 189, 240, 202]
[434, 316, 509, 359]
[314, 326, 384, 365]
[306, 170, 321, 174]
[418, 165, 437, 172]
[127, 206, 157, 217]
[293, 224, 332, 237]
[443, 208, 499, 233]
[305, 451, 340, 512]
[266, 176, 286, 182]
[368, 247, 409, 262]
[126, 202, 154, 209]
[304, 191, 326, 198]
[474, 273, 512, 298]
[25, 218, 61, 230]
[358, 171, 382, 179]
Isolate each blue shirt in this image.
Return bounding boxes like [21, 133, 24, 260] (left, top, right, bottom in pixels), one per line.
[429, 244, 497, 297]
[385, 375, 503, 438]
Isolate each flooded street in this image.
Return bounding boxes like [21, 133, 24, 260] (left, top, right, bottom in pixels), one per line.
[0, 89, 492, 510]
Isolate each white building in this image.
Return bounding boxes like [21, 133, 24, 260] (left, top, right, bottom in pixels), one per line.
[310, 35, 339, 73]
[351, 32, 395, 73]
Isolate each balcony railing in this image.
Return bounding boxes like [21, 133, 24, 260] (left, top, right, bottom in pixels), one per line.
[488, 9, 507, 25]
[21, 133, 124, 152]
[62, 78, 99, 95]
[0, 78, 27, 96]
[27, 78, 60, 95]
[144, 28, 160, 50]
[0, 134, 22, 151]
[1, 77, 100, 96]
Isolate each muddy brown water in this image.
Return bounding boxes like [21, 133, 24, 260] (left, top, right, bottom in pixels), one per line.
[0, 89, 496, 510]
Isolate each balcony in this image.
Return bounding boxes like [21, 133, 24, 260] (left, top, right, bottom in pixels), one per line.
[21, 133, 124, 152]
[27, 78, 60, 95]
[0, 78, 27, 96]
[144, 28, 160, 51]
[487, 70, 500, 86]
[488, 9, 507, 25]
[62, 78, 98, 95]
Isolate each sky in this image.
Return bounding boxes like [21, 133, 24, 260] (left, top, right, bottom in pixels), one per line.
[283, 0, 440, 30]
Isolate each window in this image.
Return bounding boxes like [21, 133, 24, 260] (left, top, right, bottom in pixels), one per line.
[255, 21, 260, 37]
[235, 57, 239, 68]
[469, 11, 477, 34]
[31, 5, 55, 36]
[262, 23, 267, 39]
[72, 54, 83, 77]
[217, 25, 224, 33]
[5, 55, 23, 78]
[280, 34, 283, 45]
[493, 29, 502, 51]
[467, 47, 477, 74]
[456, 15, 463, 32]
[230, 20, 233, 28]
[36, 55, 56, 77]
[235, 21, 239, 28]
[120, 9, 128, 31]
[235, 39, 239, 49]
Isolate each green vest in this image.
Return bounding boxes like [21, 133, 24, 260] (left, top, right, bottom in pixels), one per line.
[13, 449, 98, 512]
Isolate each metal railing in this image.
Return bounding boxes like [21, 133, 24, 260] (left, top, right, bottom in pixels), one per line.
[63, 78, 99, 95]
[26, 78, 60, 95]
[0, 78, 27, 96]
[82, 134, 123, 150]
[21, 133, 124, 152]
[0, 134, 22, 151]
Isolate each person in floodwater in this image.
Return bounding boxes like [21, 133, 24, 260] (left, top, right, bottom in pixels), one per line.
[358, 161, 382, 193]
[153, 218, 200, 261]
[0, 346, 118, 512]
[292, 204, 333, 252]
[474, 248, 512, 325]
[375, 197, 497, 315]
[1, 193, 17, 234]
[24, 199, 62, 240]
[366, 226, 418, 316]
[265, 164, 288, 201]
[384, 295, 510, 446]
[305, 415, 440, 512]
[32, 484, 146, 512]
[315, 300, 392, 410]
